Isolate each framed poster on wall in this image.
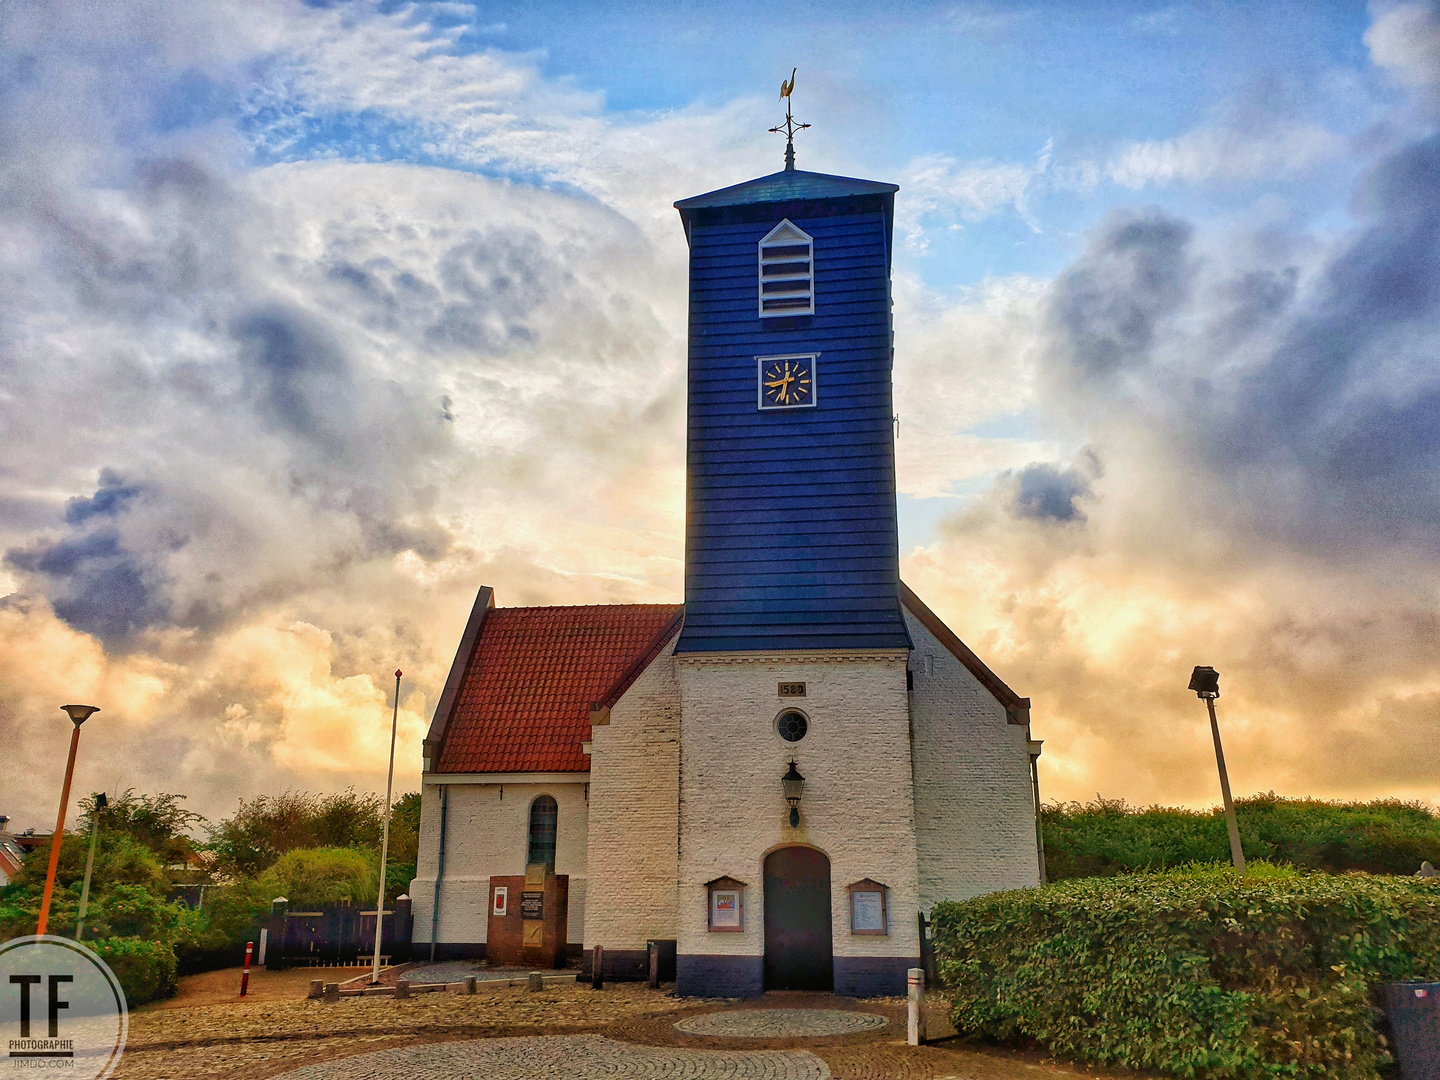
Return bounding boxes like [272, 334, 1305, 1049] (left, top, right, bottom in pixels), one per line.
[705, 876, 746, 932]
[847, 879, 888, 935]
[492, 886, 508, 917]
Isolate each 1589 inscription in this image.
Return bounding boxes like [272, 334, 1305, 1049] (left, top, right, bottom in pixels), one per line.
[778, 682, 806, 697]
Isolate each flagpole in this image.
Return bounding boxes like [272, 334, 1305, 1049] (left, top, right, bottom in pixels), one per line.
[371, 670, 401, 984]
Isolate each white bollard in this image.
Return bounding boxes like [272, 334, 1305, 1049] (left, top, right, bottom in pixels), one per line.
[257, 927, 268, 966]
[907, 967, 925, 1046]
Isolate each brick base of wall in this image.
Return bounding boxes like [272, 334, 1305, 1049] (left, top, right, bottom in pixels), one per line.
[834, 955, 916, 997]
[677, 954, 763, 998]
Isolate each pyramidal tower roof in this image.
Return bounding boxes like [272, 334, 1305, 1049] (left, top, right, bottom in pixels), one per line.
[674, 168, 898, 212]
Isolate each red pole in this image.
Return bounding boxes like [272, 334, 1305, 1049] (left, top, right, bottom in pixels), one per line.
[36, 724, 83, 937]
[240, 940, 254, 996]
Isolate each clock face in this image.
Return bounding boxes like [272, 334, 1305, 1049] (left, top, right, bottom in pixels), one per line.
[758, 355, 816, 410]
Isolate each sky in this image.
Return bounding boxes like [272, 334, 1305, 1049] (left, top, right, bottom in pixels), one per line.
[1, 0, 1438, 831]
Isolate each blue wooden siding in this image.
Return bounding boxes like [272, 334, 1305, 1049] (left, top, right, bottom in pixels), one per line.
[673, 186, 911, 654]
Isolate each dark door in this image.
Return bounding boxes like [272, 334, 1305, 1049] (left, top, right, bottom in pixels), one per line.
[764, 846, 833, 991]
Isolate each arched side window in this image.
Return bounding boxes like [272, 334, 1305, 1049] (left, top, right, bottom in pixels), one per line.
[527, 795, 558, 870]
[758, 219, 814, 317]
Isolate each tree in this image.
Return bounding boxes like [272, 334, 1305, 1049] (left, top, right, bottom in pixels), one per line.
[258, 848, 377, 908]
[207, 789, 384, 876]
[388, 791, 421, 867]
[79, 790, 205, 867]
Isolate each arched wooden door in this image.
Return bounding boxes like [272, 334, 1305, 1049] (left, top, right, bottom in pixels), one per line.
[763, 846, 833, 991]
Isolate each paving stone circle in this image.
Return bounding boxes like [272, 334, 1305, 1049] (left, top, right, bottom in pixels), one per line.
[270, 1034, 830, 1079]
[674, 1009, 890, 1038]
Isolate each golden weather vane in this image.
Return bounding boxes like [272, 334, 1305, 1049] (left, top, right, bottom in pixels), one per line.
[769, 67, 810, 171]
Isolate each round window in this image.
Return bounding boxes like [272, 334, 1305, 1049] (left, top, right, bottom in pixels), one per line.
[777, 710, 808, 742]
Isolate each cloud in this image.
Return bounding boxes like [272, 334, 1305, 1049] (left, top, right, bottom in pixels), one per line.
[904, 120, 1440, 808]
[2, 0, 1437, 830]
[1105, 121, 1343, 189]
[0, 2, 701, 826]
[1366, 2, 1440, 102]
[898, 142, 1051, 244]
[1044, 210, 1193, 379]
[1005, 458, 1097, 523]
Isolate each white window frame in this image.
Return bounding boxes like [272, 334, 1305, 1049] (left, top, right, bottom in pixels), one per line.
[756, 353, 819, 411]
[758, 219, 814, 317]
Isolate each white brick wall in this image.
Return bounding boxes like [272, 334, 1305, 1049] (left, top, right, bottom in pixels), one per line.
[584, 637, 681, 951]
[905, 610, 1041, 906]
[411, 778, 589, 945]
[675, 652, 920, 962]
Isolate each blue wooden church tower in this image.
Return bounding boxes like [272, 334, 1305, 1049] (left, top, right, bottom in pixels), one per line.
[673, 129, 911, 654]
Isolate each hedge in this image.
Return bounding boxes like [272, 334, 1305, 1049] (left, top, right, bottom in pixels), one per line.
[87, 936, 178, 1007]
[1042, 795, 1440, 879]
[932, 866, 1440, 1079]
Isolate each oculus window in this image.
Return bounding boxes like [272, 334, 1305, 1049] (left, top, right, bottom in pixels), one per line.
[758, 219, 814, 317]
[776, 709, 808, 742]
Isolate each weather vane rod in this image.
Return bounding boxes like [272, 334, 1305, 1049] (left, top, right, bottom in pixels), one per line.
[769, 68, 810, 171]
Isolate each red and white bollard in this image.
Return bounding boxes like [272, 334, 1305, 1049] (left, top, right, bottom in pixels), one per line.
[907, 967, 925, 1046]
[240, 940, 254, 997]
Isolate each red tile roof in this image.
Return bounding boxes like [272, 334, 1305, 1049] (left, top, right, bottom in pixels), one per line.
[434, 603, 684, 774]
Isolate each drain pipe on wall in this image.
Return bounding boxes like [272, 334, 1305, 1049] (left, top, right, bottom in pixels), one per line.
[429, 785, 449, 962]
[1028, 740, 1047, 886]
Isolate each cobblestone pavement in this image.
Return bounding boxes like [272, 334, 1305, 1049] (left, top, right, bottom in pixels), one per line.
[113, 978, 1136, 1080]
[269, 1035, 830, 1079]
[389, 960, 576, 985]
[675, 1010, 889, 1038]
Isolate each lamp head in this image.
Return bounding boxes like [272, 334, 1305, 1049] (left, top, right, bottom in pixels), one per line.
[61, 704, 99, 726]
[95, 792, 108, 811]
[1188, 666, 1220, 700]
[781, 760, 805, 825]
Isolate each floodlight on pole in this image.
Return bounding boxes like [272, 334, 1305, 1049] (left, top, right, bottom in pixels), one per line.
[37, 705, 99, 936]
[1189, 667, 1246, 875]
[371, 670, 402, 984]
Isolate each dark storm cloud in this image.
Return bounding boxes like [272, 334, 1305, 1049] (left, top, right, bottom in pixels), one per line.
[64, 469, 143, 524]
[6, 530, 170, 648]
[232, 305, 356, 450]
[1042, 131, 1440, 552]
[1006, 462, 1093, 523]
[1046, 211, 1193, 378]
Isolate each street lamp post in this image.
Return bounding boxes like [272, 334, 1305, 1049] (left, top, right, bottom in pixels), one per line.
[75, 791, 108, 941]
[37, 705, 99, 936]
[1189, 667, 1245, 875]
[370, 670, 402, 984]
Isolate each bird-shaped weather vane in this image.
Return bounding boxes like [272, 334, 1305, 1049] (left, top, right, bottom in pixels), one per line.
[769, 68, 810, 172]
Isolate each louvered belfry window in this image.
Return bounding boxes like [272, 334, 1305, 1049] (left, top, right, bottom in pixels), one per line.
[758, 219, 814, 317]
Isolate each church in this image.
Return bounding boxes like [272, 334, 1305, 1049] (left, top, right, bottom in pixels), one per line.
[410, 138, 1045, 998]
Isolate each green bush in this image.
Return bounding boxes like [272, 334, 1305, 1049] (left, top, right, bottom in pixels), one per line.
[12, 832, 169, 894]
[932, 867, 1440, 1079]
[1043, 794, 1440, 879]
[257, 846, 377, 909]
[87, 936, 178, 1007]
